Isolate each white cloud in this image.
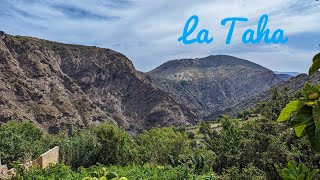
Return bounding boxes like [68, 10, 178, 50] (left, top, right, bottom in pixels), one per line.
[0, 0, 319, 72]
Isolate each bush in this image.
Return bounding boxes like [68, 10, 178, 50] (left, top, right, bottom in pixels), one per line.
[13, 163, 205, 180]
[187, 131, 195, 139]
[136, 127, 189, 164]
[13, 163, 77, 180]
[52, 123, 138, 167]
[280, 160, 319, 180]
[199, 122, 210, 134]
[90, 123, 138, 166]
[221, 164, 267, 180]
[205, 116, 317, 177]
[51, 130, 101, 168]
[0, 121, 46, 165]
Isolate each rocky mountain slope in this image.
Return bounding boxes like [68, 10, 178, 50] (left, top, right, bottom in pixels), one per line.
[220, 72, 320, 117]
[148, 55, 282, 119]
[0, 32, 198, 134]
[276, 73, 292, 80]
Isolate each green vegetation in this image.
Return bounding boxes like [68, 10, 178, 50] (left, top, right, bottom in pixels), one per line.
[278, 82, 320, 152]
[0, 121, 46, 165]
[12, 163, 215, 180]
[279, 161, 319, 180]
[136, 127, 189, 165]
[277, 52, 320, 153]
[180, 80, 189, 87]
[49, 123, 138, 168]
[2, 52, 320, 179]
[255, 87, 292, 121]
[276, 52, 320, 178]
[2, 115, 320, 179]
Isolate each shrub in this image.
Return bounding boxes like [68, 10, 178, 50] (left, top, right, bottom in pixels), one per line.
[136, 127, 189, 164]
[221, 164, 267, 180]
[51, 130, 101, 168]
[0, 121, 46, 165]
[280, 160, 319, 180]
[52, 123, 138, 167]
[13, 163, 202, 180]
[90, 123, 138, 166]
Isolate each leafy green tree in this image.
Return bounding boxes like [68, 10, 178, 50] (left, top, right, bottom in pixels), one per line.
[277, 52, 320, 179]
[136, 127, 189, 164]
[204, 117, 308, 178]
[222, 164, 267, 180]
[199, 121, 210, 135]
[278, 53, 320, 153]
[90, 123, 138, 166]
[0, 121, 46, 165]
[52, 123, 138, 168]
[51, 130, 101, 168]
[254, 87, 291, 120]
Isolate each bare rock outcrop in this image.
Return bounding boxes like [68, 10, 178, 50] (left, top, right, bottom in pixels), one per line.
[0, 33, 198, 134]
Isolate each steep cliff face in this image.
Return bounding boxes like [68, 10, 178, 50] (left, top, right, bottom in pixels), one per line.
[0, 32, 198, 134]
[148, 55, 282, 119]
[222, 72, 320, 117]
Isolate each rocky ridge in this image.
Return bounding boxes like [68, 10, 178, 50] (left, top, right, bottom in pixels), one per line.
[0, 32, 198, 134]
[148, 55, 282, 119]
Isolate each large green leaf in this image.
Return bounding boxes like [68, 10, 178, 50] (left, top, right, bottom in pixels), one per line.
[312, 104, 320, 152]
[305, 119, 317, 152]
[309, 53, 320, 75]
[292, 105, 313, 138]
[291, 105, 313, 124]
[307, 169, 320, 180]
[278, 100, 304, 122]
[297, 163, 309, 174]
[294, 124, 306, 137]
[313, 53, 320, 62]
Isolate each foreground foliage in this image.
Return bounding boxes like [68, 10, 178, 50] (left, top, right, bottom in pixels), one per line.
[12, 163, 215, 180]
[50, 123, 138, 168]
[280, 160, 319, 180]
[0, 121, 46, 165]
[4, 52, 320, 179]
[2, 116, 320, 179]
[278, 53, 320, 153]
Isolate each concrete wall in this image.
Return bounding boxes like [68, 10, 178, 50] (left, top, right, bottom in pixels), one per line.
[33, 146, 59, 169]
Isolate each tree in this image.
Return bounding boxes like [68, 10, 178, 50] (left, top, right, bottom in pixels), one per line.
[278, 52, 320, 153]
[136, 127, 189, 164]
[0, 121, 46, 165]
[52, 123, 138, 167]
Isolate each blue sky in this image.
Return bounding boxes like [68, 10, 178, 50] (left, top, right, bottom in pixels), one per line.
[0, 0, 319, 73]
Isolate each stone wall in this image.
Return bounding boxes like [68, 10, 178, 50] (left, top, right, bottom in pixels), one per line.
[0, 165, 8, 179]
[33, 146, 59, 169]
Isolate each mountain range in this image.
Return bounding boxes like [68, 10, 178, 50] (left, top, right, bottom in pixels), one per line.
[0, 32, 310, 134]
[148, 55, 282, 119]
[274, 71, 301, 80]
[0, 32, 198, 134]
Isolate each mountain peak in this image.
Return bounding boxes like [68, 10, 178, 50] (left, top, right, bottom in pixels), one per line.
[149, 55, 274, 81]
[148, 55, 282, 118]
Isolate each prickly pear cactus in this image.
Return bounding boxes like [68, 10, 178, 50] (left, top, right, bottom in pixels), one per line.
[106, 172, 119, 179]
[81, 167, 125, 180]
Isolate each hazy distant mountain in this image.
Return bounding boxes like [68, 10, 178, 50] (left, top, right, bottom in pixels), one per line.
[276, 74, 293, 80]
[274, 71, 302, 77]
[148, 55, 282, 119]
